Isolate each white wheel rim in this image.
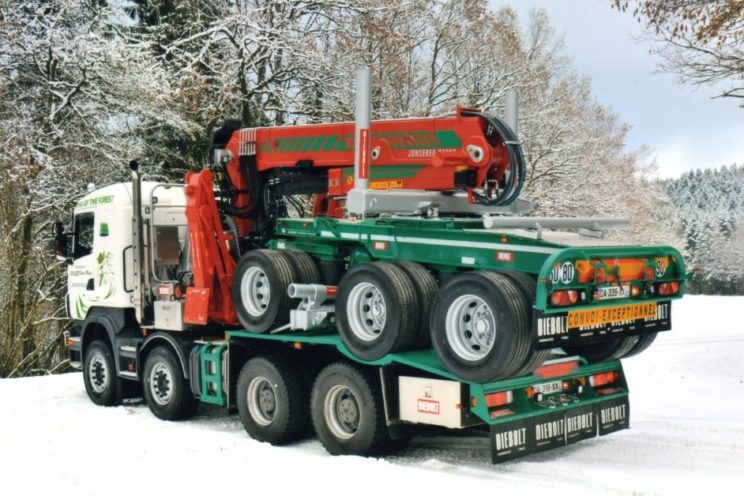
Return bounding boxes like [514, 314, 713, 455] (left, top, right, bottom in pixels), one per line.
[149, 362, 174, 406]
[346, 282, 386, 342]
[445, 294, 496, 361]
[324, 385, 359, 440]
[247, 376, 276, 426]
[88, 353, 109, 394]
[241, 266, 270, 317]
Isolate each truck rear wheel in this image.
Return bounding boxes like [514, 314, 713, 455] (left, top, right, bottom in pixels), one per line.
[83, 340, 117, 406]
[624, 332, 658, 358]
[279, 249, 320, 285]
[336, 262, 418, 360]
[237, 355, 308, 445]
[142, 347, 198, 420]
[430, 271, 531, 382]
[311, 363, 391, 456]
[233, 249, 295, 333]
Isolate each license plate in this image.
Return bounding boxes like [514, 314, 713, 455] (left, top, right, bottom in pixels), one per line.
[534, 380, 562, 395]
[596, 285, 630, 300]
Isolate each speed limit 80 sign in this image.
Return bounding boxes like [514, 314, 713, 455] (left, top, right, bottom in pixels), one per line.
[550, 262, 575, 285]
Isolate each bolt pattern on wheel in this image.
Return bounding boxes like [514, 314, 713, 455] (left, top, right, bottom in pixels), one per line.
[247, 376, 277, 426]
[347, 282, 387, 342]
[149, 362, 173, 406]
[445, 294, 497, 361]
[325, 385, 360, 440]
[241, 266, 270, 317]
[88, 354, 109, 394]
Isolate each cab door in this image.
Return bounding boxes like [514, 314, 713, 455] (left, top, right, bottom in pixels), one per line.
[68, 212, 97, 320]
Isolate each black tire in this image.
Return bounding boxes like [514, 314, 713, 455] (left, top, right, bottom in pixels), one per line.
[279, 249, 320, 285]
[311, 362, 392, 456]
[395, 261, 438, 349]
[83, 340, 118, 406]
[142, 347, 198, 421]
[232, 249, 295, 333]
[623, 332, 658, 358]
[499, 271, 552, 376]
[429, 271, 531, 382]
[236, 355, 308, 445]
[336, 262, 419, 361]
[562, 335, 641, 363]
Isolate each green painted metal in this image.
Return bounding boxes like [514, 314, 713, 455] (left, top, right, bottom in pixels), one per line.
[226, 329, 627, 426]
[199, 343, 228, 406]
[270, 216, 685, 313]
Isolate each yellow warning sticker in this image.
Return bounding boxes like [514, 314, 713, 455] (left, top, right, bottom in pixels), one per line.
[568, 302, 657, 329]
[371, 180, 403, 189]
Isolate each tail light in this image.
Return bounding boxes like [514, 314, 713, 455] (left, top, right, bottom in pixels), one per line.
[589, 371, 618, 387]
[550, 290, 579, 306]
[657, 281, 679, 296]
[484, 391, 513, 408]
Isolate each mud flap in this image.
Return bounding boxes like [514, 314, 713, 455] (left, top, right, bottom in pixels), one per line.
[490, 396, 629, 463]
[597, 396, 630, 435]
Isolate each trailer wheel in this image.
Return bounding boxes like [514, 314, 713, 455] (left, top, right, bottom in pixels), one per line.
[395, 261, 438, 349]
[279, 249, 320, 285]
[233, 249, 295, 333]
[311, 363, 391, 456]
[624, 332, 658, 358]
[430, 272, 530, 382]
[336, 262, 418, 360]
[237, 355, 308, 445]
[499, 271, 552, 376]
[83, 340, 117, 406]
[561, 335, 640, 363]
[142, 347, 198, 421]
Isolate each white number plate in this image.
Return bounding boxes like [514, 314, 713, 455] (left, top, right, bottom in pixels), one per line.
[597, 285, 630, 300]
[534, 380, 562, 395]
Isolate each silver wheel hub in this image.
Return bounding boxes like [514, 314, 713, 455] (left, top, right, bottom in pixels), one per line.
[241, 266, 270, 317]
[324, 385, 359, 440]
[247, 377, 277, 426]
[445, 294, 496, 361]
[346, 282, 386, 341]
[88, 354, 109, 394]
[149, 362, 174, 406]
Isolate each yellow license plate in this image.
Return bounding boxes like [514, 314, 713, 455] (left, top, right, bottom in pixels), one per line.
[567, 302, 658, 330]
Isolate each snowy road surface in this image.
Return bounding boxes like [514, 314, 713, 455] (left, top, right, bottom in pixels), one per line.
[1, 295, 742, 495]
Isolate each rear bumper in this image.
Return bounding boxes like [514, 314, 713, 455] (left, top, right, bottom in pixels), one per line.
[533, 301, 672, 348]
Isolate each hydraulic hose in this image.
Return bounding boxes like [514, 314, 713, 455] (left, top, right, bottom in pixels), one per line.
[460, 110, 527, 206]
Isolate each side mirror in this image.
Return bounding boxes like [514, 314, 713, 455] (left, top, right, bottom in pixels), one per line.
[53, 221, 71, 263]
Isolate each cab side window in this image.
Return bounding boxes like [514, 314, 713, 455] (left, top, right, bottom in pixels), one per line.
[73, 213, 95, 259]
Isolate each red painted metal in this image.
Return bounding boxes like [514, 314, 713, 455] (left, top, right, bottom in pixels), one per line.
[184, 170, 237, 324]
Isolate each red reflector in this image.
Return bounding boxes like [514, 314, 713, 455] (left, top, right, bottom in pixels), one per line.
[658, 282, 679, 296]
[496, 251, 514, 262]
[550, 290, 579, 306]
[534, 359, 579, 379]
[326, 286, 338, 297]
[589, 371, 618, 387]
[485, 391, 513, 408]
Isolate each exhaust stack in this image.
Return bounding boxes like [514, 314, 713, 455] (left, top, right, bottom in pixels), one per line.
[130, 160, 146, 324]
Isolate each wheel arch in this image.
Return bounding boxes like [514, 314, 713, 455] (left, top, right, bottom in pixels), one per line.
[80, 307, 133, 375]
[138, 332, 191, 381]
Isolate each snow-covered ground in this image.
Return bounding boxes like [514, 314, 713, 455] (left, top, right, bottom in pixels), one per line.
[1, 295, 742, 495]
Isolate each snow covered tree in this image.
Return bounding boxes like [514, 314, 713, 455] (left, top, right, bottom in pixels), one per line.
[0, 0, 194, 376]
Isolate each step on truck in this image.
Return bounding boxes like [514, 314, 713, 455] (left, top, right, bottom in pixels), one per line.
[54, 69, 684, 463]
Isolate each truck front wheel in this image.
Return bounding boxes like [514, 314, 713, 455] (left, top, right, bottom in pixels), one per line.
[142, 347, 197, 420]
[237, 355, 308, 445]
[311, 363, 391, 456]
[83, 340, 117, 406]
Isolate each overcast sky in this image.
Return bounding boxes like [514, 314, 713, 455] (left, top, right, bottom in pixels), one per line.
[494, 0, 744, 178]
